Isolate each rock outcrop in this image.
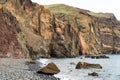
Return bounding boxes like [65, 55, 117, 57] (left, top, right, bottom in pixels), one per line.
[0, 0, 82, 58]
[0, 8, 24, 58]
[0, 0, 120, 59]
[37, 62, 60, 75]
[76, 62, 102, 69]
[45, 4, 120, 54]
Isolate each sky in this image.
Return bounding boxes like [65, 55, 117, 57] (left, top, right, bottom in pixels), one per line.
[31, 0, 120, 20]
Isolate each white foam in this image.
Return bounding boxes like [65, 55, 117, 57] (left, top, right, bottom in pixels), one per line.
[38, 55, 120, 80]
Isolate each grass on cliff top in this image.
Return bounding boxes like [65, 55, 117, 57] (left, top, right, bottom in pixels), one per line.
[45, 4, 114, 18]
[45, 4, 79, 14]
[87, 12, 114, 18]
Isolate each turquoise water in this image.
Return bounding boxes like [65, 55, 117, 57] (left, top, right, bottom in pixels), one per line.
[38, 55, 120, 80]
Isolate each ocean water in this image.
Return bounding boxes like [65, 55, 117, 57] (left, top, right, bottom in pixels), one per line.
[38, 55, 120, 80]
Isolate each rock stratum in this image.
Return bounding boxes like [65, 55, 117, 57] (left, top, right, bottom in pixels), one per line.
[0, 0, 120, 59]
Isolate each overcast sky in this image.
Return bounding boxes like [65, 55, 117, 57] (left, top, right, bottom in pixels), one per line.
[32, 0, 120, 20]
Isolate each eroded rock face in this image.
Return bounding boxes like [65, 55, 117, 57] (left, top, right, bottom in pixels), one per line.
[45, 4, 120, 54]
[1, 0, 120, 59]
[0, 9, 24, 58]
[1, 0, 82, 58]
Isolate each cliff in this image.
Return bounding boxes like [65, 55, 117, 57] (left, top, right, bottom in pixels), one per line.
[45, 4, 120, 54]
[0, 0, 120, 59]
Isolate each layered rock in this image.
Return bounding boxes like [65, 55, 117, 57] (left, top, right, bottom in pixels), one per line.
[0, 8, 24, 58]
[0, 0, 82, 58]
[0, 0, 120, 59]
[45, 4, 120, 54]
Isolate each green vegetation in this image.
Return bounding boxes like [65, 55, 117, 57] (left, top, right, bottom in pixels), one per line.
[45, 4, 114, 19]
[87, 12, 114, 18]
[45, 4, 78, 14]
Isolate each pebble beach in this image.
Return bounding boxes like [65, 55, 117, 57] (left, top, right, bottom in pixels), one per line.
[0, 58, 59, 80]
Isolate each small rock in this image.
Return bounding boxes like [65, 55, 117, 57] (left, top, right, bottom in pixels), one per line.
[70, 62, 76, 65]
[25, 60, 36, 65]
[37, 62, 60, 75]
[88, 72, 99, 76]
[85, 55, 109, 59]
[76, 62, 102, 69]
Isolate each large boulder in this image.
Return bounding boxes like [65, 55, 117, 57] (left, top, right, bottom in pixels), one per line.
[76, 62, 102, 69]
[37, 62, 60, 75]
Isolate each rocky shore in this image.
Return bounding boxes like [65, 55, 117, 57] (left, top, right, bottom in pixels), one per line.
[0, 58, 59, 80]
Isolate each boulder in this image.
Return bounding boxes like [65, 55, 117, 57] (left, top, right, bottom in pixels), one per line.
[76, 62, 102, 69]
[37, 62, 60, 75]
[88, 72, 99, 76]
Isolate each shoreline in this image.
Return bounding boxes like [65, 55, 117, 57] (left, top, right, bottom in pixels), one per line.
[0, 58, 59, 80]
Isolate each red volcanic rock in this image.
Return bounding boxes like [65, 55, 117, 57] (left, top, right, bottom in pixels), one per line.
[0, 9, 24, 58]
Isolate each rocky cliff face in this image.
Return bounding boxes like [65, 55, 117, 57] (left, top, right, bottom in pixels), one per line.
[45, 4, 120, 54]
[0, 8, 24, 58]
[0, 1, 120, 59]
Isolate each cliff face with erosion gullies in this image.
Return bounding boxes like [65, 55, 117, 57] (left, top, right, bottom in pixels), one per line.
[45, 4, 120, 54]
[0, 0, 120, 59]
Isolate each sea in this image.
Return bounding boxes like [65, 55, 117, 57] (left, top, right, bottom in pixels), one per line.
[38, 55, 120, 80]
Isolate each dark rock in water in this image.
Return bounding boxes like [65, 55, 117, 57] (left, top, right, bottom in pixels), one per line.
[85, 55, 91, 58]
[88, 72, 99, 76]
[99, 55, 109, 59]
[76, 62, 102, 69]
[37, 62, 60, 75]
[91, 56, 96, 59]
[70, 62, 76, 65]
[85, 55, 109, 59]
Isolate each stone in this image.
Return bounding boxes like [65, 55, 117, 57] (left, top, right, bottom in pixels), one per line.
[25, 60, 36, 65]
[88, 72, 99, 76]
[76, 62, 102, 69]
[70, 62, 76, 65]
[37, 62, 60, 75]
[85, 55, 109, 59]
